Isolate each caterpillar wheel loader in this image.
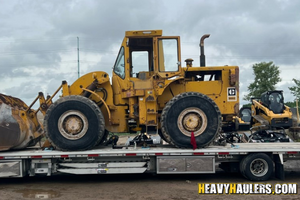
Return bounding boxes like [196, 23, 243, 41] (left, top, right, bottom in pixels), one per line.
[0, 30, 239, 151]
[251, 90, 293, 129]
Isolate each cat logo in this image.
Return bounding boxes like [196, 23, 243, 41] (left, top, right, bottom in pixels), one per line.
[227, 87, 237, 101]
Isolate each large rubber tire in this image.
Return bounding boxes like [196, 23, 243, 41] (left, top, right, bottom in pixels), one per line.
[44, 95, 105, 151]
[239, 153, 273, 181]
[161, 92, 222, 148]
[157, 129, 168, 143]
[97, 129, 110, 146]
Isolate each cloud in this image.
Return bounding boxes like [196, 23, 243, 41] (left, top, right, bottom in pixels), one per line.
[0, 0, 299, 107]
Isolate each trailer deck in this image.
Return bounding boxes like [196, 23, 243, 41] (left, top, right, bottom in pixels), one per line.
[1, 143, 300, 159]
[1, 142, 300, 181]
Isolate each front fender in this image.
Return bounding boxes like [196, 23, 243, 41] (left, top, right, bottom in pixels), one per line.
[68, 71, 110, 95]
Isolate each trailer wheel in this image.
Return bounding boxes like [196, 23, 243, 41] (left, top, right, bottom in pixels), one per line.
[44, 95, 105, 151]
[240, 153, 273, 181]
[161, 92, 222, 148]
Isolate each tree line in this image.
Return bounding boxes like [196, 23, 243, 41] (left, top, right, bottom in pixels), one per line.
[243, 61, 300, 108]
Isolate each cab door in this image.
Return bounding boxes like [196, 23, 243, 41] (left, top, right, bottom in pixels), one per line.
[153, 36, 182, 79]
[112, 38, 129, 105]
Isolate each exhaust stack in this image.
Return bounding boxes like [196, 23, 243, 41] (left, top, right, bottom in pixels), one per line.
[199, 34, 210, 67]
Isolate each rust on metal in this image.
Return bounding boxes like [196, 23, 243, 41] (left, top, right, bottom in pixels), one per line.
[0, 94, 28, 110]
[147, 120, 156, 125]
[199, 34, 210, 67]
[133, 104, 139, 117]
[0, 93, 42, 151]
[234, 103, 240, 116]
[235, 68, 239, 91]
[40, 103, 48, 111]
[185, 58, 194, 67]
[0, 110, 21, 151]
[229, 68, 239, 87]
[146, 95, 155, 102]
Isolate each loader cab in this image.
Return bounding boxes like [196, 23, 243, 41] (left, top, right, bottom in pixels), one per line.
[129, 36, 182, 80]
[113, 30, 182, 82]
[261, 91, 284, 114]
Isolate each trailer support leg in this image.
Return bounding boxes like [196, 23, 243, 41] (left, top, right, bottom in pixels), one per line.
[274, 154, 285, 180]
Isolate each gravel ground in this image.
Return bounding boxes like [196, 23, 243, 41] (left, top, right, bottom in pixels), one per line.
[1, 168, 300, 200]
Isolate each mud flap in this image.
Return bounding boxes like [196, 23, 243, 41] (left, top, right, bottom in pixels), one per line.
[274, 154, 285, 180]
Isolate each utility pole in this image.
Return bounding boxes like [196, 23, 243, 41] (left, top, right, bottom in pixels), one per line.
[77, 37, 80, 78]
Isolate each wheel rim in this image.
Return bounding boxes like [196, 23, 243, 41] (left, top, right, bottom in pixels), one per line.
[177, 107, 207, 137]
[58, 110, 89, 140]
[250, 158, 268, 177]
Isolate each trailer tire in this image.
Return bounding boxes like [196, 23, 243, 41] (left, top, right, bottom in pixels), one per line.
[44, 95, 105, 151]
[161, 92, 222, 148]
[240, 153, 273, 181]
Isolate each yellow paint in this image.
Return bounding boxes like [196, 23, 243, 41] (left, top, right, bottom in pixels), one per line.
[40, 30, 239, 133]
[251, 99, 293, 127]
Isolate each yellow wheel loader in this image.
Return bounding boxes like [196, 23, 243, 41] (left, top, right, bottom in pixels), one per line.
[0, 30, 239, 151]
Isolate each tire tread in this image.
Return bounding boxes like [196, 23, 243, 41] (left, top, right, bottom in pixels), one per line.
[161, 92, 222, 148]
[44, 95, 105, 151]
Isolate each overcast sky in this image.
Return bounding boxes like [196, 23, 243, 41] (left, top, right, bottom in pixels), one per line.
[0, 0, 299, 107]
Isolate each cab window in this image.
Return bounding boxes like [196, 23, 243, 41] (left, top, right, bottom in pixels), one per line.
[158, 39, 179, 72]
[131, 51, 149, 76]
[113, 47, 125, 79]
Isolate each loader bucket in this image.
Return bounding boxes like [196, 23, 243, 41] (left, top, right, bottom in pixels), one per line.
[0, 93, 43, 151]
